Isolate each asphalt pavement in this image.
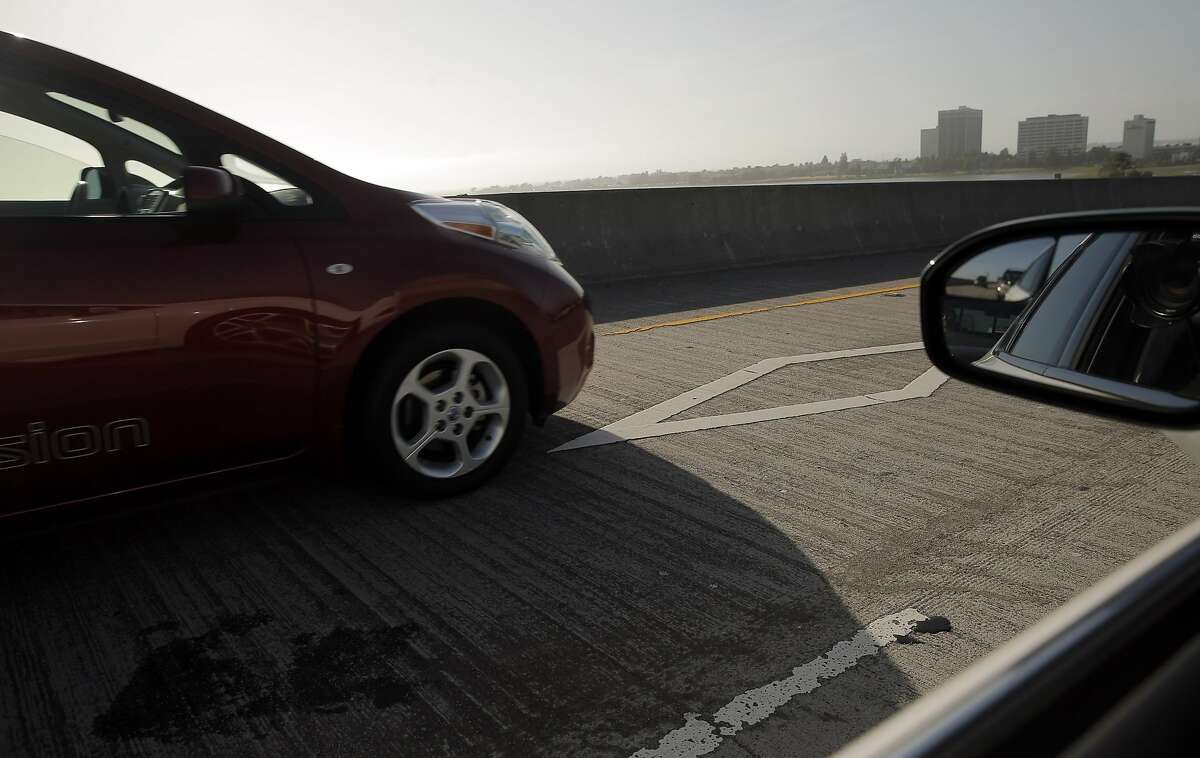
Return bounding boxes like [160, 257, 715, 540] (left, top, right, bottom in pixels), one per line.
[3, 250, 1199, 758]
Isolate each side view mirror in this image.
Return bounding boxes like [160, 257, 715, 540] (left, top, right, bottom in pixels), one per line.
[79, 166, 113, 200]
[922, 208, 1200, 427]
[183, 166, 245, 215]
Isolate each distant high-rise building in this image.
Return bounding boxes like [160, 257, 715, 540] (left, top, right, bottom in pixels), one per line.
[1016, 114, 1089, 159]
[1122, 114, 1156, 159]
[937, 107, 983, 158]
[920, 128, 939, 159]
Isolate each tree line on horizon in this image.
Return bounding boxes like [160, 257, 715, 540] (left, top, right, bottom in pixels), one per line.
[466, 143, 1195, 194]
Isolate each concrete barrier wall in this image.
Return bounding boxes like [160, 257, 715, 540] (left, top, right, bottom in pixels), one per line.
[471, 177, 1200, 283]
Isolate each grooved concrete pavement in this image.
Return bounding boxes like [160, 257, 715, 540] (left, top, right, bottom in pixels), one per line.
[3, 250, 1198, 757]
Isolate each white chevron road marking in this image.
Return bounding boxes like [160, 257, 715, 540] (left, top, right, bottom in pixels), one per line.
[552, 343, 946, 451]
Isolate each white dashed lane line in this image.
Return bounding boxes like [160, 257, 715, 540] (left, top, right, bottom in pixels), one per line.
[631, 609, 930, 758]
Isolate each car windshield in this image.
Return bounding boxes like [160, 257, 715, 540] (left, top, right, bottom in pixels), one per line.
[2, 2, 1199, 757]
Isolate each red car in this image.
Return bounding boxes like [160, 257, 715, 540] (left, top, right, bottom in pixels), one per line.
[0, 32, 594, 515]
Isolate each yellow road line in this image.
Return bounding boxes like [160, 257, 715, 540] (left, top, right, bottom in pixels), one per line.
[601, 282, 919, 336]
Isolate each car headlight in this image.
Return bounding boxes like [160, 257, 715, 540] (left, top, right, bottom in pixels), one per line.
[411, 198, 559, 262]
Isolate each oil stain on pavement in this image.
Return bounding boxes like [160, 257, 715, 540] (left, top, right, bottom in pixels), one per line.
[93, 612, 424, 743]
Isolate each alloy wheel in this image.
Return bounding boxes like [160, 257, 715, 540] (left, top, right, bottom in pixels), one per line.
[389, 348, 511, 479]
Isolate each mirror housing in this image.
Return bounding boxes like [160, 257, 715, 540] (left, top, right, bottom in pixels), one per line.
[183, 166, 245, 216]
[79, 166, 113, 200]
[921, 208, 1200, 428]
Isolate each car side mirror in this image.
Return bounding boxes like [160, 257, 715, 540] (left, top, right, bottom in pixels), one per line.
[183, 166, 245, 215]
[79, 166, 113, 200]
[921, 209, 1200, 427]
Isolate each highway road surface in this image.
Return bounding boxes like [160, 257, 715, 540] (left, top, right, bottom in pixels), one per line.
[3, 250, 1198, 757]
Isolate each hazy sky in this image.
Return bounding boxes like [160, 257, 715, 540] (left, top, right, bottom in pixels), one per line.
[4, 0, 1198, 193]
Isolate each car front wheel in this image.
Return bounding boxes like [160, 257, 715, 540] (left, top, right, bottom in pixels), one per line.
[361, 324, 528, 497]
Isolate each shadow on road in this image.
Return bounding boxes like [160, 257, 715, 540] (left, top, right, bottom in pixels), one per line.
[587, 249, 933, 324]
[0, 416, 918, 757]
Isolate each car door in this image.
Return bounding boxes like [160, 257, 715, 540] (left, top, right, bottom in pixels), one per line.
[0, 74, 316, 514]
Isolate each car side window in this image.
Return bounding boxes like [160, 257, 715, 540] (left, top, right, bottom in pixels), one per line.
[0, 70, 189, 218]
[125, 160, 175, 188]
[221, 154, 313, 207]
[47, 91, 183, 156]
[0, 110, 103, 214]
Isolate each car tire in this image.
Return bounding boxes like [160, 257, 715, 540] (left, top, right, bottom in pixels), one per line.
[360, 323, 528, 498]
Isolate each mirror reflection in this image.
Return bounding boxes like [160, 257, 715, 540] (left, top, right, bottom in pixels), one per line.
[941, 227, 1200, 404]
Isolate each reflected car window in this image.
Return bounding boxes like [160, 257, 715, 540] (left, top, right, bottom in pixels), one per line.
[1009, 232, 1129, 365]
